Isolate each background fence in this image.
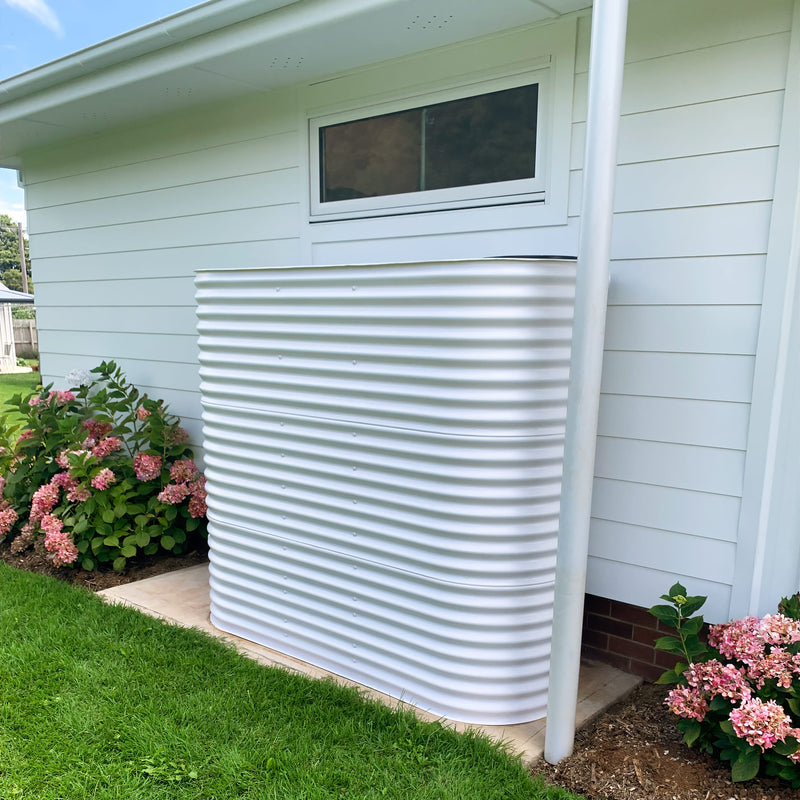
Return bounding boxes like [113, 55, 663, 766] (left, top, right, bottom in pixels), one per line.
[13, 318, 38, 359]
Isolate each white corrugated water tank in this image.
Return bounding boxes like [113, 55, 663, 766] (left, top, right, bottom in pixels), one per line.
[196, 258, 576, 725]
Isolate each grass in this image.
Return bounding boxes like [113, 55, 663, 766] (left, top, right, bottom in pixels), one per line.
[0, 564, 583, 800]
[0, 370, 40, 423]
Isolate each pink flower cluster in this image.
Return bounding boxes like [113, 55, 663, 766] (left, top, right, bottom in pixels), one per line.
[709, 615, 800, 689]
[0, 502, 18, 540]
[156, 460, 207, 519]
[667, 612, 800, 761]
[91, 468, 117, 491]
[30, 482, 59, 524]
[43, 522, 79, 567]
[29, 390, 76, 407]
[133, 453, 162, 481]
[91, 436, 122, 460]
[729, 698, 800, 752]
[136, 405, 151, 421]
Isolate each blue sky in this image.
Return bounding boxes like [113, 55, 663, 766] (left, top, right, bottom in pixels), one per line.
[0, 0, 201, 228]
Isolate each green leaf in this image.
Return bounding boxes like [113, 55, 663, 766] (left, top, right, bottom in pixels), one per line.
[681, 616, 705, 635]
[709, 695, 732, 712]
[731, 747, 760, 782]
[103, 536, 120, 548]
[719, 719, 735, 737]
[101, 509, 115, 524]
[649, 604, 680, 626]
[668, 582, 687, 598]
[160, 534, 176, 551]
[81, 556, 96, 571]
[120, 545, 136, 558]
[165, 505, 178, 521]
[113, 556, 127, 572]
[680, 596, 707, 617]
[773, 737, 799, 756]
[73, 517, 89, 536]
[655, 669, 679, 685]
[135, 531, 151, 547]
[679, 718, 701, 747]
[654, 636, 686, 655]
[788, 698, 800, 716]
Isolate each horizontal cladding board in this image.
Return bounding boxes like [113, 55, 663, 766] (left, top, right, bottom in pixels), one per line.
[571, 93, 783, 168]
[310, 223, 579, 264]
[575, 0, 793, 72]
[37, 330, 199, 365]
[594, 436, 745, 496]
[197, 260, 576, 436]
[597, 394, 750, 450]
[24, 130, 299, 209]
[28, 168, 299, 235]
[573, 33, 790, 121]
[31, 239, 303, 281]
[39, 306, 198, 335]
[607, 256, 766, 305]
[586, 557, 731, 622]
[30, 204, 300, 259]
[22, 89, 299, 185]
[568, 148, 778, 215]
[603, 305, 760, 355]
[591, 477, 741, 542]
[42, 352, 201, 396]
[209, 529, 555, 724]
[35, 276, 196, 308]
[588, 519, 736, 585]
[608, 203, 772, 260]
[202, 407, 563, 586]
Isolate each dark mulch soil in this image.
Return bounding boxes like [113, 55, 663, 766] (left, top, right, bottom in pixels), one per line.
[2, 543, 796, 799]
[534, 682, 798, 800]
[0, 538, 208, 592]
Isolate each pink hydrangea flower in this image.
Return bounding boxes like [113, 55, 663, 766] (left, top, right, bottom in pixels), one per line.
[665, 686, 709, 722]
[0, 502, 18, 538]
[82, 419, 113, 440]
[16, 429, 34, 443]
[0, 475, 5, 496]
[187, 476, 207, 519]
[158, 483, 190, 505]
[136, 406, 151, 421]
[167, 426, 189, 445]
[91, 468, 117, 491]
[66, 485, 91, 503]
[169, 459, 199, 484]
[43, 526, 79, 568]
[91, 437, 122, 460]
[56, 449, 89, 469]
[133, 453, 162, 481]
[729, 697, 800, 751]
[30, 482, 60, 522]
[684, 660, 752, 702]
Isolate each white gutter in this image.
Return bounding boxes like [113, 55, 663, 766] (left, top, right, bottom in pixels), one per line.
[544, 0, 629, 764]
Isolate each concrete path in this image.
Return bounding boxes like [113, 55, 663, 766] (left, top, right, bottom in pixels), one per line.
[99, 563, 640, 763]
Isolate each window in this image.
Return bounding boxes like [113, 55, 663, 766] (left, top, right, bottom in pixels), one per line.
[310, 74, 547, 220]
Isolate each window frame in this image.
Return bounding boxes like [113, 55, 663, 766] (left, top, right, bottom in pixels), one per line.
[309, 67, 551, 222]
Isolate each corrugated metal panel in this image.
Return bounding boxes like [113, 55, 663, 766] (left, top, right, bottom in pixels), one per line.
[197, 258, 576, 725]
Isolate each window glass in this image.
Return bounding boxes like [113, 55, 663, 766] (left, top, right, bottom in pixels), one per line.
[319, 83, 538, 204]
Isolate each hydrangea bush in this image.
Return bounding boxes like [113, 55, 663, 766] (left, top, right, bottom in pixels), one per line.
[652, 583, 800, 786]
[0, 361, 207, 571]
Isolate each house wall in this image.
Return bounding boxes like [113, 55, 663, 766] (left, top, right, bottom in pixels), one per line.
[20, 0, 795, 621]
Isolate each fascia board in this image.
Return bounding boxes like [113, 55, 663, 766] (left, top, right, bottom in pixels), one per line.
[0, 0, 401, 125]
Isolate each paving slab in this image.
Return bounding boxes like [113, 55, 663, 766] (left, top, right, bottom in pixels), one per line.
[99, 563, 641, 763]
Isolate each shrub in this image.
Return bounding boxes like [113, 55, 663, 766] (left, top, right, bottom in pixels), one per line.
[0, 361, 207, 571]
[652, 583, 800, 786]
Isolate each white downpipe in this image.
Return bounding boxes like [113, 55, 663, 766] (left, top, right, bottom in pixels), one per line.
[544, 0, 629, 764]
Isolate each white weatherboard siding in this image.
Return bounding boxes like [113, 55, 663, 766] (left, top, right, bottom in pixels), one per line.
[19, 0, 794, 621]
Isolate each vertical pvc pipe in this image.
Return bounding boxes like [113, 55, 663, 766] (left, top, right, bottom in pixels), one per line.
[544, 0, 629, 764]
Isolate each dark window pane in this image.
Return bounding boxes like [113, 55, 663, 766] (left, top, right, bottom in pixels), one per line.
[319, 83, 538, 204]
[321, 109, 421, 202]
[423, 84, 538, 190]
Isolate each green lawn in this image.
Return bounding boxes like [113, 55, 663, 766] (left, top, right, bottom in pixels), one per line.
[0, 565, 583, 800]
[0, 371, 40, 423]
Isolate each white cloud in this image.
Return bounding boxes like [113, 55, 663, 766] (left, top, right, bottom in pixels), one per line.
[4, 0, 64, 37]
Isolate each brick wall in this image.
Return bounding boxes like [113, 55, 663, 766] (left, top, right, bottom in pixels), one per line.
[581, 594, 679, 682]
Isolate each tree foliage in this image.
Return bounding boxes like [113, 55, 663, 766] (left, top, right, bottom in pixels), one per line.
[0, 213, 32, 290]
